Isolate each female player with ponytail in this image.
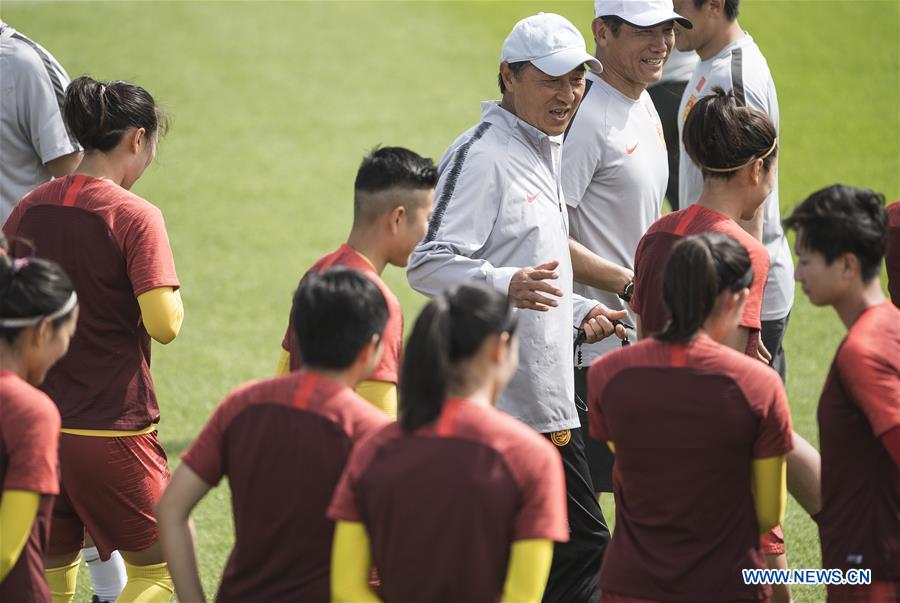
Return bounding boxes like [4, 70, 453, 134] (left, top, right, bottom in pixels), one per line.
[630, 89, 820, 601]
[329, 283, 568, 602]
[589, 233, 794, 603]
[3, 76, 181, 602]
[0, 237, 78, 602]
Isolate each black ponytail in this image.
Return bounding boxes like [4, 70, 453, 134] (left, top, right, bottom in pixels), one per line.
[399, 283, 516, 432]
[64, 76, 168, 152]
[657, 232, 753, 343]
[683, 87, 778, 180]
[0, 246, 76, 343]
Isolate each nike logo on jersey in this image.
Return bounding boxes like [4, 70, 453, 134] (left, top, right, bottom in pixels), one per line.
[526, 192, 541, 203]
[626, 143, 639, 155]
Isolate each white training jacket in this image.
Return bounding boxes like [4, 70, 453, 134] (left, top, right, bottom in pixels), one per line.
[408, 102, 598, 434]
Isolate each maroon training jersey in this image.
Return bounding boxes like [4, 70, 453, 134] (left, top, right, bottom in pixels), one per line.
[588, 335, 794, 601]
[282, 244, 402, 383]
[3, 175, 180, 429]
[631, 204, 769, 356]
[181, 371, 390, 602]
[817, 301, 900, 581]
[0, 370, 61, 602]
[887, 202, 900, 307]
[328, 398, 568, 603]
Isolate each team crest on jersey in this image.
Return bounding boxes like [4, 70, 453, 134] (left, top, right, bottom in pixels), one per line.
[551, 430, 572, 447]
[645, 102, 667, 149]
[682, 94, 697, 124]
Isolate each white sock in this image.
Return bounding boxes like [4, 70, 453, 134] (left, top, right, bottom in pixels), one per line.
[81, 547, 127, 602]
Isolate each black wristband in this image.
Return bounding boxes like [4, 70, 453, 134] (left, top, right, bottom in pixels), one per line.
[619, 279, 634, 303]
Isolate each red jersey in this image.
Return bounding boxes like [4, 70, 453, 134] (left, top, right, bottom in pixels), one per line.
[631, 205, 769, 356]
[282, 244, 402, 383]
[0, 370, 61, 602]
[181, 371, 390, 602]
[816, 302, 900, 582]
[3, 175, 180, 429]
[328, 398, 568, 603]
[887, 202, 900, 307]
[588, 335, 793, 601]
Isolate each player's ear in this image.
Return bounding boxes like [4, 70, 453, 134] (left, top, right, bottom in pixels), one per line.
[389, 206, 406, 231]
[130, 127, 146, 155]
[707, 0, 724, 18]
[749, 158, 763, 186]
[591, 18, 607, 47]
[355, 333, 382, 373]
[839, 253, 861, 281]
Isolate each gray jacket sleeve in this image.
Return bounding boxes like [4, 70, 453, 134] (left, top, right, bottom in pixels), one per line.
[572, 293, 600, 328]
[407, 148, 519, 298]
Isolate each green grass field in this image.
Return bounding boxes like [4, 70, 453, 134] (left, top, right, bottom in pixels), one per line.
[4, 1, 898, 601]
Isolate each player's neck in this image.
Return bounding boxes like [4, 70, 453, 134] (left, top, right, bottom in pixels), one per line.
[346, 231, 387, 274]
[307, 366, 361, 390]
[0, 348, 27, 382]
[697, 185, 743, 222]
[76, 153, 127, 187]
[698, 21, 745, 61]
[598, 66, 645, 101]
[446, 380, 494, 408]
[834, 280, 885, 330]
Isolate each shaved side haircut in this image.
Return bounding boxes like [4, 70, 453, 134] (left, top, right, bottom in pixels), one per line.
[353, 146, 437, 225]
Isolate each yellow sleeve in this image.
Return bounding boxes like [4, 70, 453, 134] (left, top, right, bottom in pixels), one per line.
[137, 287, 183, 344]
[606, 441, 616, 453]
[355, 381, 397, 418]
[331, 521, 379, 602]
[501, 539, 554, 602]
[0, 490, 41, 581]
[275, 349, 291, 376]
[751, 455, 787, 534]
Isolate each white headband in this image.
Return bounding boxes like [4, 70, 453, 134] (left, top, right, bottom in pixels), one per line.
[0, 291, 78, 328]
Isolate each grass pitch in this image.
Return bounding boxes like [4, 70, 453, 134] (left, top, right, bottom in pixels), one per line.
[3, 1, 898, 601]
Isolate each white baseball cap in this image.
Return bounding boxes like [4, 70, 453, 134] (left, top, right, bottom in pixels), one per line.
[501, 13, 603, 77]
[594, 0, 693, 28]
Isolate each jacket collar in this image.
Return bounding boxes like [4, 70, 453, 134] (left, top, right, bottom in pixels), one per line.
[480, 101, 562, 148]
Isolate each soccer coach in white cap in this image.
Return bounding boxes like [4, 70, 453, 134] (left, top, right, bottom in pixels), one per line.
[563, 0, 691, 496]
[408, 13, 626, 602]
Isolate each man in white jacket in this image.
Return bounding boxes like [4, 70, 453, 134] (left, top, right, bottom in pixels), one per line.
[408, 13, 626, 602]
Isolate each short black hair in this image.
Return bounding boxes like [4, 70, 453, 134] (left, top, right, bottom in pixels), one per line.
[783, 185, 887, 282]
[693, 0, 740, 21]
[354, 146, 436, 194]
[353, 146, 436, 224]
[498, 60, 530, 94]
[600, 16, 624, 36]
[292, 267, 388, 370]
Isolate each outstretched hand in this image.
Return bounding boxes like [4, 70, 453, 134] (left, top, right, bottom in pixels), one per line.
[508, 261, 563, 312]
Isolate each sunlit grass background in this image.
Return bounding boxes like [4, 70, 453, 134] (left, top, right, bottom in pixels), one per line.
[3, 1, 898, 600]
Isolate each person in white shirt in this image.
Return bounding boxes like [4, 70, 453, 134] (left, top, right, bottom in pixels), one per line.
[673, 0, 794, 384]
[563, 0, 692, 494]
[408, 13, 627, 602]
[647, 47, 699, 210]
[0, 24, 82, 223]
